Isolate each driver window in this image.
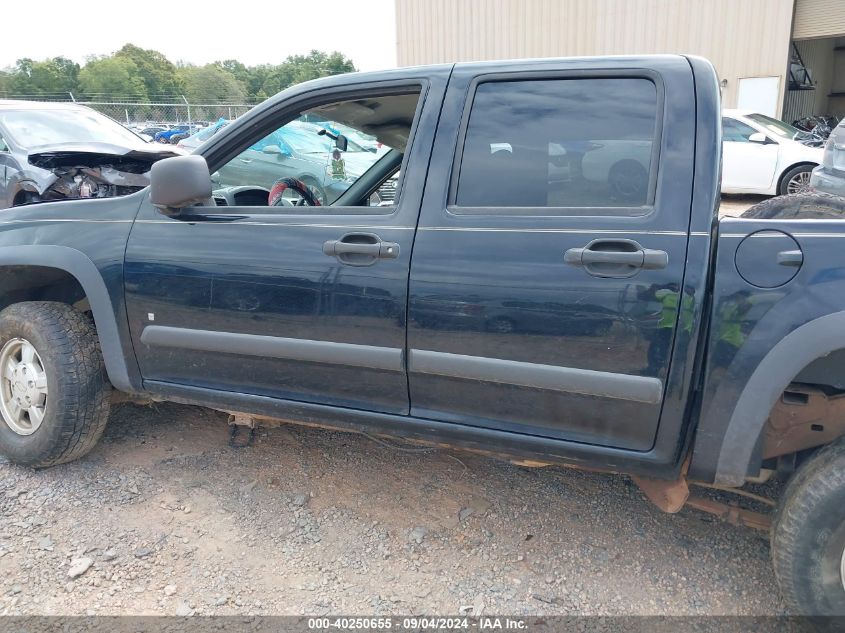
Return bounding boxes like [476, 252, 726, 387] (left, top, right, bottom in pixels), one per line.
[0, 135, 8, 153]
[722, 118, 758, 143]
[213, 90, 420, 209]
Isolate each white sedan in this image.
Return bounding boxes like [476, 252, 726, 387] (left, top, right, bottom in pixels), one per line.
[721, 109, 824, 196]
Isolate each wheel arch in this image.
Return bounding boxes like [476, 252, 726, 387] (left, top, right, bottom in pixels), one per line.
[776, 160, 818, 193]
[0, 245, 135, 393]
[713, 310, 845, 486]
[11, 181, 41, 206]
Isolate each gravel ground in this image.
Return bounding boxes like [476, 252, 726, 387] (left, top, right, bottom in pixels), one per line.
[718, 194, 767, 217]
[0, 400, 785, 617]
[0, 194, 783, 617]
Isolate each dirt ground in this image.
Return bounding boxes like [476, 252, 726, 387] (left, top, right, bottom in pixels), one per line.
[0, 400, 784, 617]
[0, 194, 784, 617]
[718, 194, 767, 217]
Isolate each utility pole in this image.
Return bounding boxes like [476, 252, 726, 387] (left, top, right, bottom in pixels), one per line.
[182, 95, 192, 126]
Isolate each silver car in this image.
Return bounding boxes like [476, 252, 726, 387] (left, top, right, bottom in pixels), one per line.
[0, 100, 178, 209]
[810, 118, 845, 197]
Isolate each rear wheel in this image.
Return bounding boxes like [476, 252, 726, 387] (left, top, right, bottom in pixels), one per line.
[608, 159, 648, 202]
[0, 302, 110, 467]
[740, 192, 845, 220]
[772, 437, 845, 616]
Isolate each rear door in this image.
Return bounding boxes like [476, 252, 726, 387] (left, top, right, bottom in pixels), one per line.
[408, 57, 696, 451]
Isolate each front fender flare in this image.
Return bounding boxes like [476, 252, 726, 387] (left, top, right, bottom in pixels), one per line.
[713, 310, 845, 485]
[0, 245, 135, 392]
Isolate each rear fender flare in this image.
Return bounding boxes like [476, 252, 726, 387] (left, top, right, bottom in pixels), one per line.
[0, 245, 135, 392]
[715, 310, 845, 485]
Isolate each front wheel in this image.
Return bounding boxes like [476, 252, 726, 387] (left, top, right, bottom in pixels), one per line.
[0, 302, 111, 467]
[772, 437, 845, 616]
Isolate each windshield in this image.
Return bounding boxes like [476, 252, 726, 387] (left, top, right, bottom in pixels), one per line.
[0, 108, 143, 148]
[746, 113, 803, 140]
[281, 128, 334, 154]
[251, 124, 369, 156]
[193, 121, 228, 142]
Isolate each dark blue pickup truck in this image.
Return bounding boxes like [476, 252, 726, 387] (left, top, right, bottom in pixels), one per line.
[1, 55, 845, 616]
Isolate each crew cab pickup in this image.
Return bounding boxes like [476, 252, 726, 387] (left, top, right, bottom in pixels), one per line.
[1, 56, 845, 615]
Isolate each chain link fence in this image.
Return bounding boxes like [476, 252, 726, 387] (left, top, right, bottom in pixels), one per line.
[81, 101, 255, 126]
[2, 94, 256, 127]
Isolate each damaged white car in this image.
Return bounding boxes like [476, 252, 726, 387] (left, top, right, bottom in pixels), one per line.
[0, 101, 180, 208]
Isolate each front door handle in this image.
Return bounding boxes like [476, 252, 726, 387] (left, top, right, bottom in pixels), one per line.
[565, 239, 668, 277]
[323, 233, 400, 266]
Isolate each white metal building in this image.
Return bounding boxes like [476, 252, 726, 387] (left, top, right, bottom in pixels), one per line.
[395, 0, 845, 121]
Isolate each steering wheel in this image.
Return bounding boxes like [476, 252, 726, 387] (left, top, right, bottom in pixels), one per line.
[268, 177, 322, 207]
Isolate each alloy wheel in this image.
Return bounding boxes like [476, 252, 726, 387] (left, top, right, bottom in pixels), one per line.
[0, 338, 48, 435]
[786, 171, 812, 195]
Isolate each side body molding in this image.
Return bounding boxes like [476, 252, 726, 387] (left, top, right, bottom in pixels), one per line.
[711, 310, 845, 485]
[0, 245, 134, 392]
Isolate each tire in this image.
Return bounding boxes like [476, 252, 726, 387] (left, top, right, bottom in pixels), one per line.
[0, 302, 111, 467]
[771, 437, 845, 616]
[778, 164, 816, 196]
[608, 159, 649, 202]
[740, 191, 845, 220]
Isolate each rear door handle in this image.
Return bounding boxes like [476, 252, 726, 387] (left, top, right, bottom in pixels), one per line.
[323, 233, 400, 266]
[565, 239, 668, 277]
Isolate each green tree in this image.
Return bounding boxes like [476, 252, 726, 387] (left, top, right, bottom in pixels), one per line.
[115, 44, 183, 98]
[0, 71, 13, 97]
[78, 56, 147, 100]
[284, 50, 356, 85]
[8, 57, 80, 97]
[0, 46, 357, 103]
[216, 59, 249, 85]
[178, 64, 247, 103]
[251, 51, 357, 100]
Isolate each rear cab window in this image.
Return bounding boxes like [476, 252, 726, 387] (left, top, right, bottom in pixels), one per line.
[452, 77, 659, 211]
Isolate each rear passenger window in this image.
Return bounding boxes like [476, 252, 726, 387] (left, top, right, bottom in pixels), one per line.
[454, 78, 658, 209]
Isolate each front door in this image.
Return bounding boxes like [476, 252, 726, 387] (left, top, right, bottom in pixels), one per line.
[124, 76, 444, 415]
[721, 116, 779, 192]
[408, 58, 696, 451]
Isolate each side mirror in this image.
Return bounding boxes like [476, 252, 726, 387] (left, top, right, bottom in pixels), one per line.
[262, 144, 282, 155]
[748, 132, 769, 144]
[150, 154, 212, 215]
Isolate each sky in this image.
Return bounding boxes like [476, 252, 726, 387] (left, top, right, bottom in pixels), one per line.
[0, 0, 397, 71]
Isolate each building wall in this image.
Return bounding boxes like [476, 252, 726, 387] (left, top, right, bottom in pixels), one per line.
[793, 0, 845, 40]
[396, 0, 795, 112]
